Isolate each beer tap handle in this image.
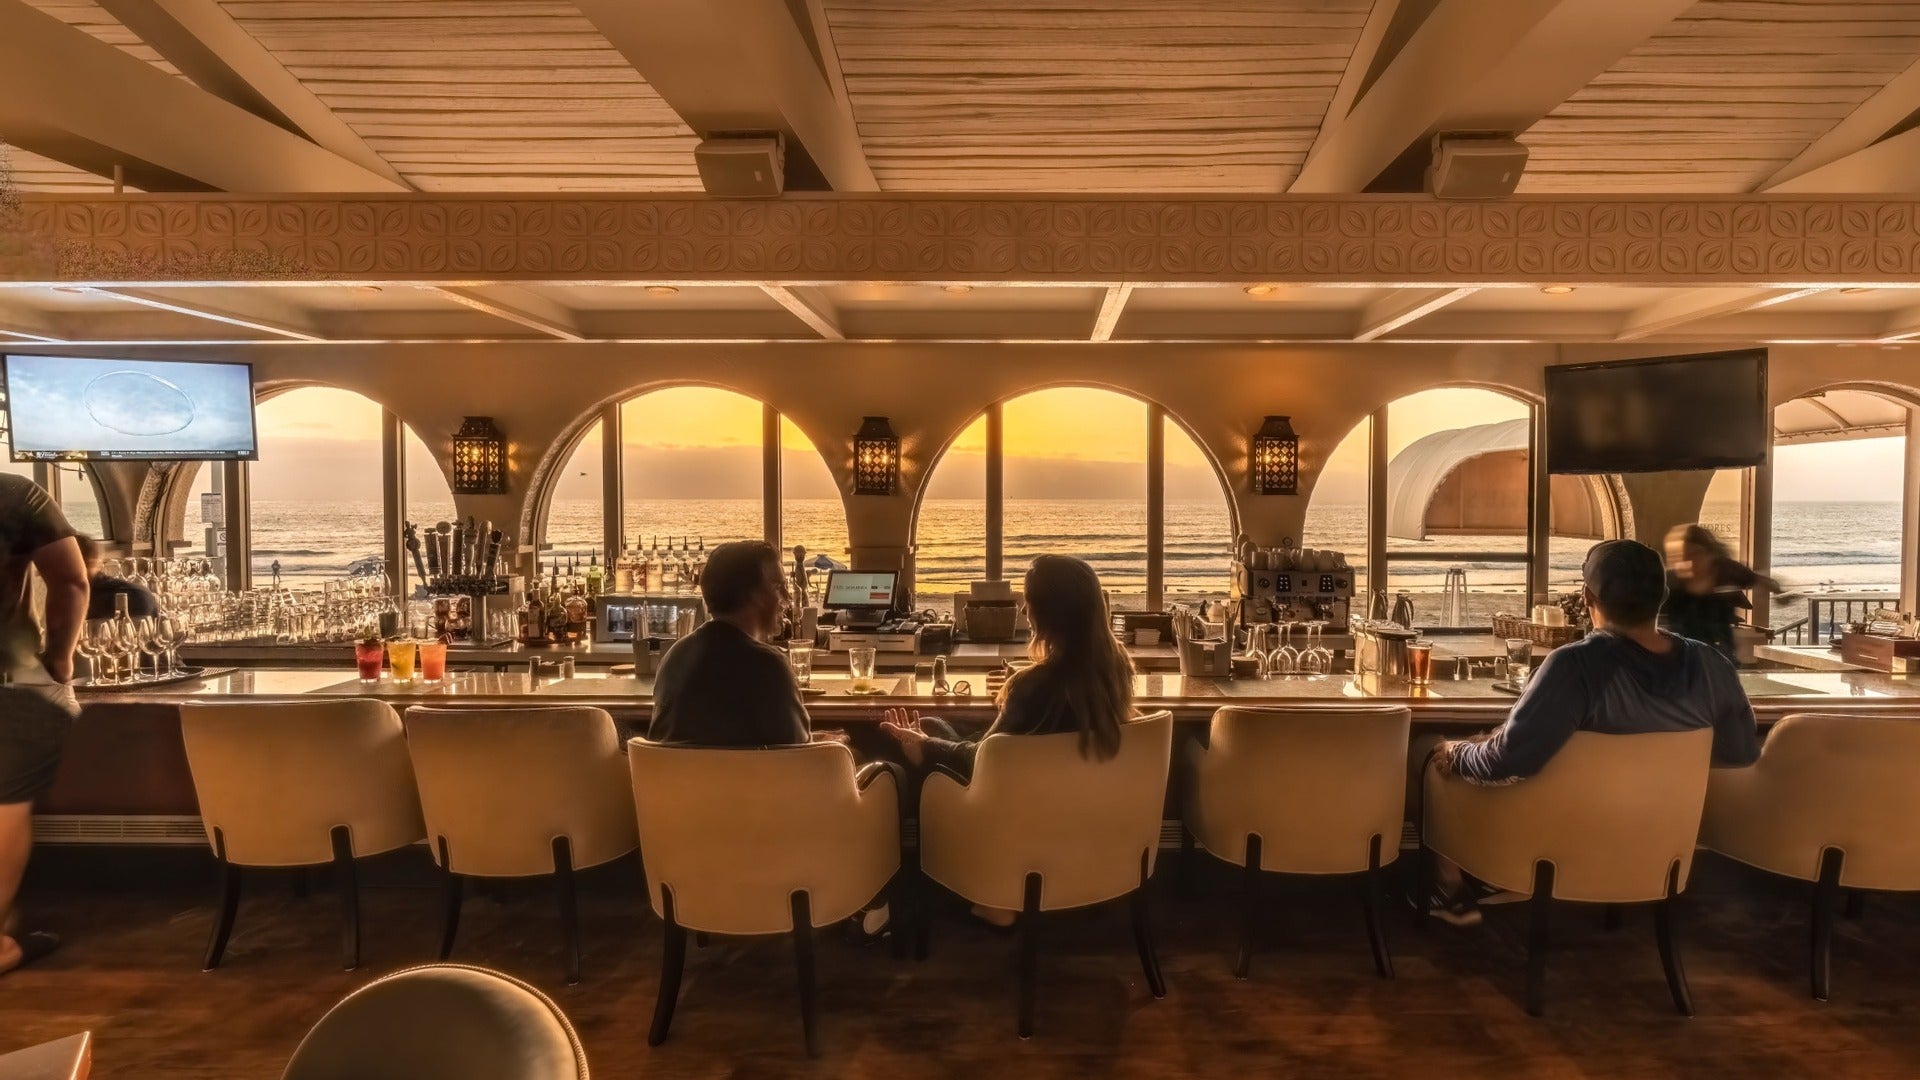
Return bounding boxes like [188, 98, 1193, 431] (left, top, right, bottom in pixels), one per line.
[434, 522, 452, 587]
[404, 522, 428, 587]
[483, 529, 503, 584]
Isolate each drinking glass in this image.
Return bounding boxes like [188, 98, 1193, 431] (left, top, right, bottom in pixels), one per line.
[76, 623, 105, 685]
[848, 645, 877, 692]
[788, 642, 814, 688]
[419, 640, 448, 683]
[157, 614, 187, 674]
[354, 639, 385, 683]
[1408, 640, 1434, 686]
[136, 617, 168, 680]
[1505, 637, 1534, 685]
[388, 638, 419, 682]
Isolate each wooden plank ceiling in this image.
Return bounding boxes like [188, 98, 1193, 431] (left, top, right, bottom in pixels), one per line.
[1520, 0, 1920, 192]
[821, 0, 1372, 192]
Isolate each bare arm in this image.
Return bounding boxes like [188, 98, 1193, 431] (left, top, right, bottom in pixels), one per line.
[30, 537, 87, 683]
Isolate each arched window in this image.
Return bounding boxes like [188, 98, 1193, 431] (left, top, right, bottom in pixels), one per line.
[781, 416, 850, 571]
[0, 411, 106, 541]
[1304, 415, 1371, 586]
[915, 387, 1232, 613]
[249, 387, 385, 587]
[1765, 388, 1913, 641]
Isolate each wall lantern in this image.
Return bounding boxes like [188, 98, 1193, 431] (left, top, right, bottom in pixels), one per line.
[853, 416, 900, 495]
[450, 416, 508, 495]
[1251, 415, 1299, 495]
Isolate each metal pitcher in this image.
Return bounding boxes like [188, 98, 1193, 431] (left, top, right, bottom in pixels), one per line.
[1390, 592, 1416, 628]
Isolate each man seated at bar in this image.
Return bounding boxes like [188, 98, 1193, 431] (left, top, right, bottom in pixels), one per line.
[646, 539, 813, 747]
[1422, 538, 1761, 925]
[75, 536, 158, 620]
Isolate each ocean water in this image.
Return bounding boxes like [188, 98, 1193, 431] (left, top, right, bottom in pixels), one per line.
[218, 497, 1904, 605]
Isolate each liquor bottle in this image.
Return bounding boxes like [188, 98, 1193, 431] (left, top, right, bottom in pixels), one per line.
[586, 551, 604, 597]
[518, 590, 544, 644]
[645, 535, 664, 592]
[636, 541, 653, 596]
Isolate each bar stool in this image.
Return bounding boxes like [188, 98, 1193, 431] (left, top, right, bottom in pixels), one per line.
[281, 964, 587, 1080]
[180, 700, 425, 971]
[1181, 705, 1410, 978]
[1700, 712, 1920, 1000]
[1424, 727, 1713, 1017]
[918, 711, 1174, 1038]
[403, 706, 639, 985]
[628, 739, 901, 1056]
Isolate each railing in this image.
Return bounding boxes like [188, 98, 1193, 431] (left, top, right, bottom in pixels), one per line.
[1772, 593, 1899, 645]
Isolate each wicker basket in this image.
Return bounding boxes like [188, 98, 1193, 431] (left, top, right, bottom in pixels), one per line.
[1491, 612, 1584, 649]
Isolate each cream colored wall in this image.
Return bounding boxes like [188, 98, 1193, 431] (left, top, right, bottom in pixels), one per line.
[34, 341, 1919, 584]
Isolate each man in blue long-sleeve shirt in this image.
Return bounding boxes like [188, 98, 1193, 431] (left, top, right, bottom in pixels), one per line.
[1422, 539, 1760, 925]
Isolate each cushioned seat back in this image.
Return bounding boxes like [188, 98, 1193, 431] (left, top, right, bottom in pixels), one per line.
[181, 700, 424, 867]
[281, 964, 585, 1080]
[1704, 713, 1920, 890]
[627, 739, 900, 935]
[1191, 705, 1410, 873]
[1426, 728, 1713, 903]
[921, 711, 1173, 912]
[404, 706, 638, 877]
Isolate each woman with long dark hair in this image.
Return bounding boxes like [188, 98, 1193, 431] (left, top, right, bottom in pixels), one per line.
[1661, 523, 1778, 663]
[881, 553, 1134, 781]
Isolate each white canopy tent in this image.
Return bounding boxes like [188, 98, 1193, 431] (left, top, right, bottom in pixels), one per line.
[1385, 419, 1619, 542]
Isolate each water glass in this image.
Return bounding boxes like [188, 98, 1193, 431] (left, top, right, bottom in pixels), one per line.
[788, 642, 815, 687]
[848, 645, 877, 692]
[1408, 640, 1434, 686]
[1505, 637, 1534, 685]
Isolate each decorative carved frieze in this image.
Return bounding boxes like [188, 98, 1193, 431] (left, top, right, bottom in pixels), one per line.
[6, 195, 1920, 285]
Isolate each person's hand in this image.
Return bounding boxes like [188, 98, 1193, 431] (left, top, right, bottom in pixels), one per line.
[880, 707, 929, 766]
[1431, 740, 1459, 778]
[40, 653, 73, 685]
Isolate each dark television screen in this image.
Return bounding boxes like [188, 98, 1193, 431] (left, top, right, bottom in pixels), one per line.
[3, 355, 258, 461]
[1545, 349, 1767, 474]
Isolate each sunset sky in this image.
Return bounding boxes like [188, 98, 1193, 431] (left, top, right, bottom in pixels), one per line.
[235, 385, 1903, 505]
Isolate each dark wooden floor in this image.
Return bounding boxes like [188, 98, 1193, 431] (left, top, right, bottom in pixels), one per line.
[4, 849, 1919, 1079]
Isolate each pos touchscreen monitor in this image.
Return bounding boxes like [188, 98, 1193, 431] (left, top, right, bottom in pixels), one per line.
[823, 571, 899, 613]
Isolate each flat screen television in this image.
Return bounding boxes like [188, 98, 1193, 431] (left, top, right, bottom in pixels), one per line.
[1544, 349, 1767, 474]
[3, 355, 258, 462]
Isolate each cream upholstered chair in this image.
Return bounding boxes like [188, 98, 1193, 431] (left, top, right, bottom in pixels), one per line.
[919, 710, 1174, 1038]
[628, 739, 900, 1056]
[0, 1032, 91, 1080]
[180, 700, 425, 971]
[1425, 727, 1713, 1017]
[1701, 712, 1920, 1001]
[1182, 705, 1410, 979]
[404, 706, 639, 985]
[280, 964, 586, 1080]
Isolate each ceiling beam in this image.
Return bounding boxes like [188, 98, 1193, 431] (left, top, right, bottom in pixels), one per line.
[1353, 287, 1476, 341]
[572, 0, 876, 192]
[91, 288, 325, 340]
[1291, 0, 1692, 193]
[93, 0, 409, 190]
[1614, 287, 1822, 341]
[429, 286, 587, 342]
[1765, 126, 1920, 195]
[0, 299, 64, 342]
[0, 0, 405, 193]
[1876, 305, 1920, 343]
[1762, 58, 1920, 191]
[1091, 284, 1135, 342]
[760, 285, 844, 339]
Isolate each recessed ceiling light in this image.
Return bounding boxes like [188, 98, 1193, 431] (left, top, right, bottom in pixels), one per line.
[53, 286, 90, 295]
[645, 285, 679, 296]
[1840, 287, 1874, 295]
[1243, 284, 1276, 297]
[1540, 285, 1576, 295]
[941, 284, 973, 295]
[357, 285, 383, 294]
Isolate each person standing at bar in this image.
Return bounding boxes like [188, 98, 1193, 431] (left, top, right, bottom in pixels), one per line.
[1661, 523, 1777, 664]
[0, 472, 89, 976]
[75, 535, 157, 620]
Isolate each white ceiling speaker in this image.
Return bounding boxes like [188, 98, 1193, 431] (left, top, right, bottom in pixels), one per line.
[1424, 133, 1529, 200]
[694, 134, 786, 197]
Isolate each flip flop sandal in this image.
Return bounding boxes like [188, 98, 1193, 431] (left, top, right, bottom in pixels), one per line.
[3, 931, 60, 974]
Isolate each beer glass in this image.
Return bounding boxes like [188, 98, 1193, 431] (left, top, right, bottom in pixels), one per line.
[848, 646, 877, 692]
[1408, 640, 1434, 686]
[789, 642, 815, 688]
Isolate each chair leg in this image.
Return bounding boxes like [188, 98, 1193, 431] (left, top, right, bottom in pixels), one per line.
[1235, 835, 1262, 979]
[790, 892, 821, 1057]
[553, 836, 580, 985]
[1362, 834, 1393, 980]
[329, 826, 359, 971]
[1411, 844, 1434, 931]
[1812, 847, 1843, 1003]
[1017, 873, 1043, 1039]
[1130, 852, 1167, 999]
[1655, 863, 1693, 1017]
[1525, 861, 1554, 1018]
[648, 888, 687, 1047]
[913, 867, 932, 962]
[436, 837, 462, 960]
[202, 832, 241, 972]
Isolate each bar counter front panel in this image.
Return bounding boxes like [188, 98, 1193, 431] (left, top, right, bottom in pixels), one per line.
[40, 668, 1920, 827]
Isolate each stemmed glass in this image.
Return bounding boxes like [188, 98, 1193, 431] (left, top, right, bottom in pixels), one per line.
[136, 617, 168, 679]
[155, 614, 187, 675]
[1300, 620, 1334, 677]
[75, 623, 105, 685]
[1267, 621, 1301, 679]
[87, 619, 126, 684]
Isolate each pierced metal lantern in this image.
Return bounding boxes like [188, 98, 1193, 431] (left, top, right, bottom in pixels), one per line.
[450, 416, 507, 495]
[853, 416, 900, 495]
[1251, 415, 1299, 495]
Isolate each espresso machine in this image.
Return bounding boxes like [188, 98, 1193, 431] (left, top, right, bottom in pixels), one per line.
[1229, 537, 1356, 628]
